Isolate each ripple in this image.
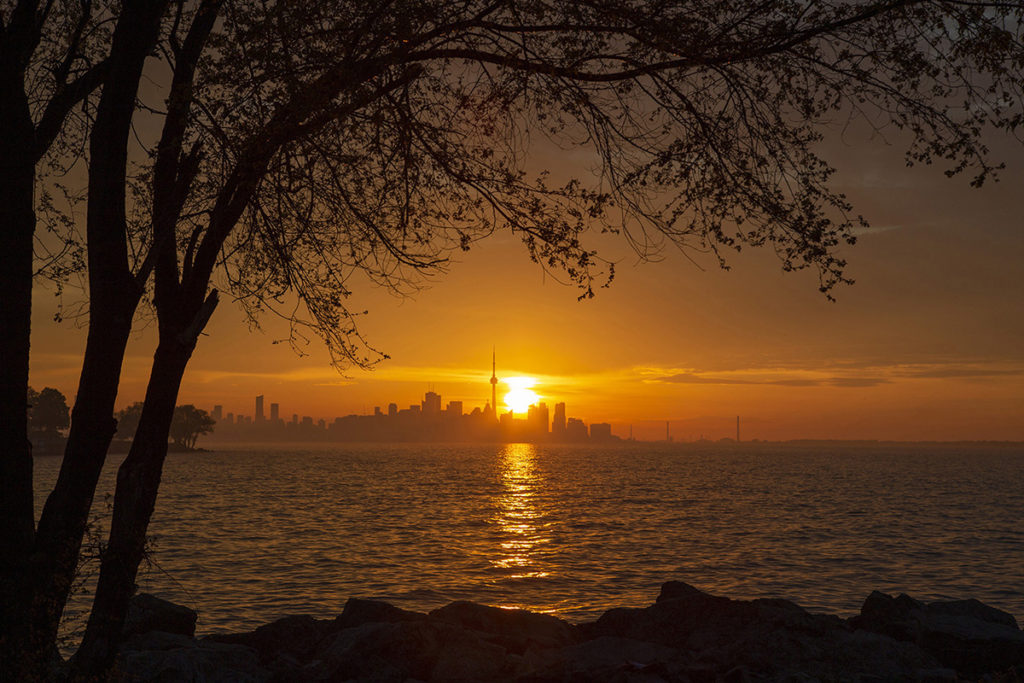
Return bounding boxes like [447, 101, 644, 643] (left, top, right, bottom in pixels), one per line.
[33, 442, 1024, 644]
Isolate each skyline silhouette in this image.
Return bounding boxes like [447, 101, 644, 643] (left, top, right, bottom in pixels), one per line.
[206, 352, 621, 444]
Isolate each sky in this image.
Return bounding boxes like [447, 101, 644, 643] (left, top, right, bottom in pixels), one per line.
[28, 127, 1024, 442]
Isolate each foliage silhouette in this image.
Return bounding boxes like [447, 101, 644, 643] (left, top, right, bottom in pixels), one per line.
[2, 1, 1023, 679]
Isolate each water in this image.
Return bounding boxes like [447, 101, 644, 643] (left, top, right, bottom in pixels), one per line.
[34, 442, 1024, 642]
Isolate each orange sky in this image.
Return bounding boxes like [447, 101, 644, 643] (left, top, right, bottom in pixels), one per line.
[28, 131, 1024, 442]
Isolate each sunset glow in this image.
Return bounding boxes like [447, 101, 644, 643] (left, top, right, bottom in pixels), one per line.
[503, 377, 540, 414]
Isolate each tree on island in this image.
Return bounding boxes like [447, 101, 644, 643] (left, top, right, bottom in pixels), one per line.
[27, 387, 70, 436]
[2, 1, 1024, 679]
[169, 405, 215, 451]
[114, 402, 146, 442]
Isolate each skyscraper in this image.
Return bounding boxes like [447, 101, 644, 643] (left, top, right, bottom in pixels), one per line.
[422, 391, 441, 416]
[552, 402, 566, 435]
[255, 395, 264, 422]
[490, 347, 498, 421]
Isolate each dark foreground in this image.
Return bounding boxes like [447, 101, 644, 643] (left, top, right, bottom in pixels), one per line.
[110, 583, 1024, 682]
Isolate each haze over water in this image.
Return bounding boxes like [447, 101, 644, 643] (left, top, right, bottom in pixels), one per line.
[39, 442, 1024, 639]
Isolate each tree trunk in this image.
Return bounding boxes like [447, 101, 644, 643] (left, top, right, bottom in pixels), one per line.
[28, 303, 137, 657]
[73, 292, 215, 680]
[0, 80, 42, 678]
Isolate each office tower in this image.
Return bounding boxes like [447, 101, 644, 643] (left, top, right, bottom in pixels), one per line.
[270, 403, 279, 422]
[212, 405, 223, 421]
[446, 401, 463, 417]
[528, 402, 549, 435]
[590, 422, 612, 441]
[565, 417, 587, 441]
[552, 402, 566, 435]
[255, 395, 265, 422]
[388, 403, 398, 418]
[422, 391, 441, 416]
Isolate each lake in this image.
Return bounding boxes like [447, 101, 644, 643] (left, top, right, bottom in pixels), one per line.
[34, 441, 1024, 644]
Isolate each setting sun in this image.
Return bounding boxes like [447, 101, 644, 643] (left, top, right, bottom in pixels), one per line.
[503, 377, 540, 414]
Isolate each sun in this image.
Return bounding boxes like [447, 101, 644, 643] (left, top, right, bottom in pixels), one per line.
[503, 377, 540, 414]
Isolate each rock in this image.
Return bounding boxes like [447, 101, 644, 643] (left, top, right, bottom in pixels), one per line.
[584, 581, 938, 680]
[313, 619, 509, 682]
[114, 632, 269, 682]
[334, 597, 427, 629]
[203, 614, 335, 665]
[851, 590, 1024, 677]
[123, 593, 198, 638]
[517, 636, 685, 682]
[429, 601, 578, 653]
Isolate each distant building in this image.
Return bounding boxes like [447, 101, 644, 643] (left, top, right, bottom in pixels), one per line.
[422, 391, 441, 416]
[565, 417, 588, 441]
[388, 403, 398, 418]
[528, 402, 549, 435]
[590, 422, 613, 441]
[255, 395, 265, 422]
[212, 405, 223, 421]
[270, 403, 279, 422]
[552, 402, 566, 435]
[446, 400, 463, 417]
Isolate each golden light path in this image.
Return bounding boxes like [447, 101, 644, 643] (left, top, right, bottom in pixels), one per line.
[493, 443, 549, 580]
[503, 376, 540, 414]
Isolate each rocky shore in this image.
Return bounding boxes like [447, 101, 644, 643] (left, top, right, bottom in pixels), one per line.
[112, 583, 1024, 682]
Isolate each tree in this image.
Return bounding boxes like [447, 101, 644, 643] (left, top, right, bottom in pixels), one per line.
[114, 402, 145, 440]
[169, 405, 215, 450]
[0, 1, 112, 673]
[3, 1, 1023, 680]
[28, 387, 70, 435]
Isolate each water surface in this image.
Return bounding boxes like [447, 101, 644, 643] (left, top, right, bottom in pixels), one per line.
[35, 442, 1024, 640]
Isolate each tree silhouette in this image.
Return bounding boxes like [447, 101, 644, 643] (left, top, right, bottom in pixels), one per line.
[114, 402, 145, 440]
[3, 1, 1024, 679]
[27, 387, 70, 435]
[0, 2, 112, 669]
[169, 405, 215, 450]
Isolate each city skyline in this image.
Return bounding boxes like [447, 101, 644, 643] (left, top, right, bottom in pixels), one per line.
[205, 352, 624, 443]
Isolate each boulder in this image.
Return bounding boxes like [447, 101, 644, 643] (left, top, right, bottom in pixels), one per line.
[123, 593, 198, 638]
[313, 619, 509, 682]
[334, 597, 426, 630]
[516, 636, 685, 682]
[204, 614, 335, 665]
[115, 631, 269, 682]
[429, 601, 578, 653]
[583, 581, 939, 680]
[851, 590, 1024, 677]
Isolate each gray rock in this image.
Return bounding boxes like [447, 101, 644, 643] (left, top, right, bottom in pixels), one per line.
[583, 581, 937, 680]
[429, 601, 578, 653]
[314, 619, 509, 682]
[204, 614, 334, 664]
[114, 633, 269, 682]
[123, 593, 198, 638]
[517, 636, 685, 683]
[851, 590, 1024, 676]
[334, 597, 426, 630]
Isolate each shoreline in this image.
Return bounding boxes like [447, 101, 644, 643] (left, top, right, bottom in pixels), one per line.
[113, 582, 1024, 681]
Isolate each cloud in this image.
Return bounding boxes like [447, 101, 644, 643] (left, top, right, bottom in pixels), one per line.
[827, 377, 890, 388]
[639, 360, 1023, 389]
[893, 366, 1024, 380]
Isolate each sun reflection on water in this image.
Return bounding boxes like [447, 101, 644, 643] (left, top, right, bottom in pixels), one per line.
[494, 443, 550, 579]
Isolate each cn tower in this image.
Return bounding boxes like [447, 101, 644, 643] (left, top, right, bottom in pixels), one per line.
[490, 347, 498, 419]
